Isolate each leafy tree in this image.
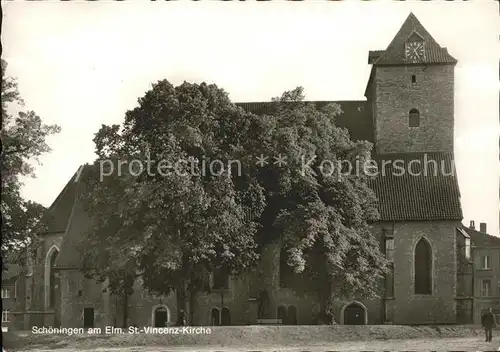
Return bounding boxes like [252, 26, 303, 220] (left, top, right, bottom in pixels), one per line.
[1, 59, 60, 268]
[80, 81, 264, 325]
[80, 81, 387, 325]
[260, 88, 388, 323]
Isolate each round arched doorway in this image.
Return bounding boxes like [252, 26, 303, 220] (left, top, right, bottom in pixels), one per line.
[152, 305, 170, 327]
[342, 302, 367, 325]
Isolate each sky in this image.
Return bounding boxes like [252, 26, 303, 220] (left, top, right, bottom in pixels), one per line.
[3, 1, 500, 236]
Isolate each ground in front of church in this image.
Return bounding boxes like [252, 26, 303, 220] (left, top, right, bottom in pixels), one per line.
[4, 326, 500, 352]
[8, 337, 500, 352]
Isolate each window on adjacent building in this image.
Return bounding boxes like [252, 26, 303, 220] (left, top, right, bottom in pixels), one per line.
[481, 255, 491, 270]
[1, 288, 10, 299]
[409, 109, 420, 127]
[414, 238, 432, 295]
[1, 310, 9, 322]
[481, 279, 491, 296]
[464, 238, 471, 260]
[411, 75, 416, 83]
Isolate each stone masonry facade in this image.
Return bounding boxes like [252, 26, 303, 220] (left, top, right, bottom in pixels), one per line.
[373, 65, 454, 154]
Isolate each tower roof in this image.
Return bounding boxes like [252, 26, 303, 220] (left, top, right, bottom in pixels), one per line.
[371, 13, 457, 65]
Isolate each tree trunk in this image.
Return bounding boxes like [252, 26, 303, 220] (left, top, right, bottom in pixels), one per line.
[319, 280, 336, 325]
[122, 294, 128, 328]
[189, 287, 195, 325]
[176, 284, 187, 324]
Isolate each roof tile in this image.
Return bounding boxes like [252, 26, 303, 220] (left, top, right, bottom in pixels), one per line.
[369, 152, 462, 221]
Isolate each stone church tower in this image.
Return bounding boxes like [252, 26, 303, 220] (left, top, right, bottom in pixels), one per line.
[365, 13, 457, 154]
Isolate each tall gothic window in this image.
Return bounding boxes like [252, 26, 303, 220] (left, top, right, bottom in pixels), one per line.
[409, 109, 420, 127]
[414, 238, 432, 294]
[49, 249, 60, 308]
[384, 238, 395, 262]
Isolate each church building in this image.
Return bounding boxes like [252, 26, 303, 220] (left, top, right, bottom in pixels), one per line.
[3, 13, 469, 329]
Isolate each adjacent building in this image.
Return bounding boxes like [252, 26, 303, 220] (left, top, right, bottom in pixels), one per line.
[464, 221, 500, 324]
[1, 253, 32, 331]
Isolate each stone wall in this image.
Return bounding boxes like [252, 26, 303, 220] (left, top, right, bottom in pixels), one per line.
[388, 220, 458, 324]
[60, 270, 110, 328]
[374, 65, 455, 154]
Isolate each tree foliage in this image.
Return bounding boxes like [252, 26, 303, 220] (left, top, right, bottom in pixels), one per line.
[1, 59, 60, 267]
[80, 81, 264, 324]
[80, 81, 387, 324]
[259, 88, 388, 320]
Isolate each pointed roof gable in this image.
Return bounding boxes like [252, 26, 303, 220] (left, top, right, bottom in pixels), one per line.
[372, 13, 457, 65]
[42, 166, 84, 234]
[53, 165, 94, 269]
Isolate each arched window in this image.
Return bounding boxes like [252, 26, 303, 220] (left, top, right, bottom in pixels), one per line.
[411, 74, 416, 83]
[287, 305, 298, 325]
[221, 307, 231, 325]
[210, 308, 220, 326]
[409, 109, 420, 127]
[414, 238, 432, 294]
[45, 245, 60, 309]
[277, 305, 287, 325]
[279, 248, 294, 288]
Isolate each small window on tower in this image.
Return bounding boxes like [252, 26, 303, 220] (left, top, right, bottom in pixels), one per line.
[411, 75, 416, 83]
[409, 109, 420, 127]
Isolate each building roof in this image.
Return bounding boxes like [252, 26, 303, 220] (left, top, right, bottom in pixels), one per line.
[456, 227, 470, 239]
[236, 101, 373, 143]
[368, 50, 385, 65]
[52, 166, 93, 269]
[369, 152, 462, 221]
[462, 226, 500, 248]
[371, 13, 457, 66]
[42, 169, 82, 234]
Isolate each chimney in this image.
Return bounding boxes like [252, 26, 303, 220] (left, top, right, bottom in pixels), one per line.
[480, 222, 487, 233]
[469, 220, 475, 229]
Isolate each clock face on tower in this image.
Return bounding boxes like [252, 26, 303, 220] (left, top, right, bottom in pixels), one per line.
[405, 41, 425, 63]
